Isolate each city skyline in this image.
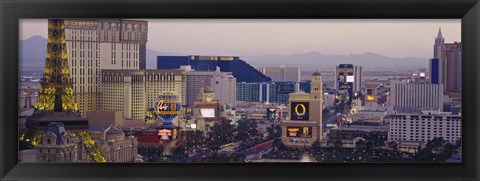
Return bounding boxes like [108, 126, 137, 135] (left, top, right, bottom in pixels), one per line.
[18, 19, 462, 163]
[20, 19, 460, 59]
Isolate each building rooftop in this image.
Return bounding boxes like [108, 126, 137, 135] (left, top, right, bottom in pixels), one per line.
[331, 125, 389, 132]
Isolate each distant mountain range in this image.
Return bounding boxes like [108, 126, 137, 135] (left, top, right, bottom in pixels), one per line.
[20, 35, 47, 68]
[242, 52, 428, 71]
[20, 36, 428, 71]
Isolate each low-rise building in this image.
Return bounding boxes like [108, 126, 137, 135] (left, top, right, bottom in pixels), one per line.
[90, 125, 139, 162]
[36, 123, 81, 162]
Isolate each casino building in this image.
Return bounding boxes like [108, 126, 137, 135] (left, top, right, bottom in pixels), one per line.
[101, 69, 185, 120]
[193, 84, 221, 132]
[64, 19, 148, 117]
[157, 55, 272, 83]
[280, 72, 323, 147]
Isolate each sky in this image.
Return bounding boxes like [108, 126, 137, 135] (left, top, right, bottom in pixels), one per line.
[19, 19, 461, 59]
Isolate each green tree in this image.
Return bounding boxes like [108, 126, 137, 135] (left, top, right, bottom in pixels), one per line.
[387, 141, 398, 151]
[236, 118, 259, 141]
[184, 130, 205, 151]
[267, 124, 282, 140]
[355, 140, 366, 150]
[311, 140, 322, 153]
[208, 120, 235, 144]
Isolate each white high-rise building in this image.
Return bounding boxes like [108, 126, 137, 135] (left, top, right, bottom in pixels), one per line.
[260, 66, 300, 82]
[65, 19, 148, 116]
[101, 69, 185, 119]
[211, 67, 237, 106]
[353, 65, 362, 93]
[386, 110, 461, 143]
[388, 82, 444, 114]
[181, 66, 234, 109]
[183, 69, 215, 109]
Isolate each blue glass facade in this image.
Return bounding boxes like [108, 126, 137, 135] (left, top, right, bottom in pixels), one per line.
[236, 82, 297, 104]
[299, 81, 311, 93]
[157, 55, 272, 83]
[430, 58, 439, 84]
[236, 82, 260, 102]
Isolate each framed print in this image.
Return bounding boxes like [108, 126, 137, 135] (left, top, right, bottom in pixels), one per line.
[1, 0, 479, 181]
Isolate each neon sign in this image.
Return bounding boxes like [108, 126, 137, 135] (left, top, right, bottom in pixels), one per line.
[157, 128, 176, 140]
[294, 104, 306, 116]
[287, 127, 312, 138]
[290, 102, 309, 121]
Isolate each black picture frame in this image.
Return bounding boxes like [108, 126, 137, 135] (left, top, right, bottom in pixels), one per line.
[1, 0, 479, 180]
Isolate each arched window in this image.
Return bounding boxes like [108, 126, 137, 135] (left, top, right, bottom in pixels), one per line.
[47, 138, 51, 144]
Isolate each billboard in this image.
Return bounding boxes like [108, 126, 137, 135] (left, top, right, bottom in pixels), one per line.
[346, 75, 355, 83]
[132, 130, 158, 143]
[290, 102, 309, 121]
[200, 108, 215, 118]
[157, 127, 177, 141]
[286, 127, 313, 138]
[194, 56, 237, 61]
[337, 64, 354, 90]
[277, 83, 295, 94]
[366, 89, 375, 101]
[266, 108, 276, 121]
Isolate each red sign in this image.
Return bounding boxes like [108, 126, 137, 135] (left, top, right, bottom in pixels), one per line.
[157, 128, 176, 140]
[132, 130, 158, 143]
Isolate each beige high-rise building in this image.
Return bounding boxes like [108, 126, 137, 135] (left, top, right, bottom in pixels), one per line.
[64, 19, 148, 117]
[260, 66, 301, 82]
[281, 71, 323, 147]
[101, 69, 185, 120]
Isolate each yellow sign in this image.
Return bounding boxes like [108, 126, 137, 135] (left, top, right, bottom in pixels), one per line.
[366, 95, 375, 101]
[193, 56, 235, 61]
[294, 103, 306, 116]
[338, 68, 353, 73]
[219, 56, 234, 61]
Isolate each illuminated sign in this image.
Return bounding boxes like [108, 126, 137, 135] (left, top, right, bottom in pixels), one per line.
[338, 75, 345, 83]
[346, 75, 355, 83]
[219, 56, 234, 61]
[337, 64, 354, 91]
[366, 88, 375, 101]
[200, 108, 215, 118]
[337, 64, 354, 105]
[266, 108, 276, 121]
[193, 56, 236, 61]
[338, 68, 354, 73]
[154, 91, 182, 125]
[366, 95, 375, 101]
[290, 102, 309, 121]
[287, 127, 312, 138]
[157, 127, 177, 140]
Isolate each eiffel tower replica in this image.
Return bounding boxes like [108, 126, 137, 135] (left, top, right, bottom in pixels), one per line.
[25, 19, 89, 142]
